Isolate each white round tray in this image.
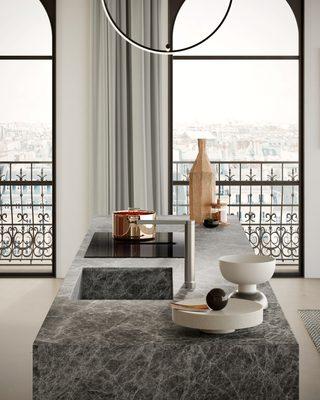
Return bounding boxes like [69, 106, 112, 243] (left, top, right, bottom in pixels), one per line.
[172, 298, 263, 334]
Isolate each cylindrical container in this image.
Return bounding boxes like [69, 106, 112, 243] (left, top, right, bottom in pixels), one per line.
[211, 199, 228, 223]
[220, 205, 228, 224]
[211, 207, 221, 222]
[112, 209, 156, 241]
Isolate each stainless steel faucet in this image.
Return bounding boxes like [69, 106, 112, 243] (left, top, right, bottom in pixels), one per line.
[137, 219, 196, 290]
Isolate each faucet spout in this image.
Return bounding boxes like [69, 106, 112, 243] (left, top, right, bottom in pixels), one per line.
[184, 220, 196, 289]
[137, 219, 196, 289]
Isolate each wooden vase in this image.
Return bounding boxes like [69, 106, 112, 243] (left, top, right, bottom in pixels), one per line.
[189, 139, 216, 224]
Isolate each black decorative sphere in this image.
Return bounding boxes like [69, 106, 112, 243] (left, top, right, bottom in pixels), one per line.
[203, 218, 219, 229]
[206, 288, 228, 311]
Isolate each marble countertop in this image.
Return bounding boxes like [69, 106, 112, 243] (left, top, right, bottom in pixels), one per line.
[35, 216, 297, 348]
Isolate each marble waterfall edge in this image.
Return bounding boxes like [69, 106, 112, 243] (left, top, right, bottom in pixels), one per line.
[33, 216, 299, 400]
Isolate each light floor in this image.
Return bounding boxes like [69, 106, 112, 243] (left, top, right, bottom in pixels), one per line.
[0, 278, 319, 400]
[270, 278, 320, 400]
[0, 278, 61, 400]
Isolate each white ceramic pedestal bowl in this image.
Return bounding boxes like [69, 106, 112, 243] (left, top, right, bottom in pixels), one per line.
[219, 254, 276, 309]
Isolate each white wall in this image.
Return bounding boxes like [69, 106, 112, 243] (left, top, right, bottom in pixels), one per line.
[305, 0, 320, 277]
[56, 0, 90, 277]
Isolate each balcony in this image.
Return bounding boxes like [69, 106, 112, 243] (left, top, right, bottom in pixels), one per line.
[0, 162, 53, 274]
[173, 161, 300, 272]
[0, 160, 300, 274]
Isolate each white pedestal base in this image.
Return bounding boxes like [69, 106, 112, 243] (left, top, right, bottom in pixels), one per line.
[230, 290, 268, 310]
[201, 329, 235, 334]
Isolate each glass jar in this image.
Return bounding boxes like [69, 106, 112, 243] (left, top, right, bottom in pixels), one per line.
[211, 207, 220, 222]
[211, 199, 228, 223]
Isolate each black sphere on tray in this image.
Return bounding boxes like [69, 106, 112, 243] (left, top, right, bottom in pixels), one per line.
[203, 218, 219, 228]
[206, 288, 228, 311]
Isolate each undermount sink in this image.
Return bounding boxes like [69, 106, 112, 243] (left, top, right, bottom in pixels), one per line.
[75, 267, 173, 300]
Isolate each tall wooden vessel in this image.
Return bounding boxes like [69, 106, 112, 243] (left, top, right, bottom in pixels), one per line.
[189, 139, 216, 224]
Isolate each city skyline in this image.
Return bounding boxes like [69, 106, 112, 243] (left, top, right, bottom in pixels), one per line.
[173, 120, 298, 162]
[0, 122, 52, 161]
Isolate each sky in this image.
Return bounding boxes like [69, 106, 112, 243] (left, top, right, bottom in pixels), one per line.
[174, 0, 298, 55]
[173, 59, 298, 126]
[0, 0, 51, 55]
[0, 61, 52, 125]
[173, 0, 299, 126]
[0, 0, 52, 125]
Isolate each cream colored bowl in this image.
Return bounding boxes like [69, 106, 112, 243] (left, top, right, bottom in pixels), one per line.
[219, 254, 275, 292]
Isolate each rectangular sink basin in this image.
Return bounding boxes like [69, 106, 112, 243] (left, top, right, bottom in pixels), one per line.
[78, 267, 173, 300]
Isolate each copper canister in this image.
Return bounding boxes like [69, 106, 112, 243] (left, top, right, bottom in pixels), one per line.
[112, 209, 156, 241]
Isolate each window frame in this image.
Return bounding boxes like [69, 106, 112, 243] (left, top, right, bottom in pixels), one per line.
[0, 0, 56, 277]
[168, 0, 304, 277]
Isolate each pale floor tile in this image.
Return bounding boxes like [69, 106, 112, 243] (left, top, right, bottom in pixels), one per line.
[270, 278, 320, 400]
[0, 278, 319, 399]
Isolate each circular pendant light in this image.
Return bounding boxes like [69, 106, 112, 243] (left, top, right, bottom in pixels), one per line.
[101, 0, 233, 55]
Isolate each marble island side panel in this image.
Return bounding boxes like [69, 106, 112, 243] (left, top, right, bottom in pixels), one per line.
[33, 216, 299, 400]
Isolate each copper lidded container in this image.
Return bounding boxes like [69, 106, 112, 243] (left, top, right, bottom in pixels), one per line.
[112, 209, 156, 241]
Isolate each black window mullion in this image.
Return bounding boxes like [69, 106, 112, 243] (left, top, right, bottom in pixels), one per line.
[173, 55, 300, 60]
[0, 56, 52, 60]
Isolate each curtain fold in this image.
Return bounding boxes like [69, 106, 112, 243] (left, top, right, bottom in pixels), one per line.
[90, 0, 168, 216]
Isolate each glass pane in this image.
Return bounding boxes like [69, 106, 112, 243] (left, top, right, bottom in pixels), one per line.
[173, 60, 298, 162]
[168, 0, 230, 52]
[0, 0, 52, 55]
[0, 60, 52, 161]
[175, 0, 298, 56]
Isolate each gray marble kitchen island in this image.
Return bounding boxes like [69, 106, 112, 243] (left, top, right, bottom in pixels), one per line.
[33, 216, 299, 400]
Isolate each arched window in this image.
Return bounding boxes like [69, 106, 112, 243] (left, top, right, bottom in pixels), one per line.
[171, 0, 303, 275]
[0, 0, 55, 276]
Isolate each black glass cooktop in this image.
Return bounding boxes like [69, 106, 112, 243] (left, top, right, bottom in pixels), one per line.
[84, 232, 184, 258]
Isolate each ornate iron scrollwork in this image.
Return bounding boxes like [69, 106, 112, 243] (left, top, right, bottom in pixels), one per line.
[173, 161, 300, 267]
[0, 162, 53, 265]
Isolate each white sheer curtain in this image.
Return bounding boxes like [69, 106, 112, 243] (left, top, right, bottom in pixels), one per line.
[90, 0, 169, 216]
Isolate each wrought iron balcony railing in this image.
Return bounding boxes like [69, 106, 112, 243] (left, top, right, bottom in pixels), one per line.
[0, 161, 53, 267]
[0, 160, 299, 270]
[173, 161, 300, 268]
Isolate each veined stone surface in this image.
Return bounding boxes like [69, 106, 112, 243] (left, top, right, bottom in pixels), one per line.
[33, 216, 299, 400]
[80, 267, 173, 300]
